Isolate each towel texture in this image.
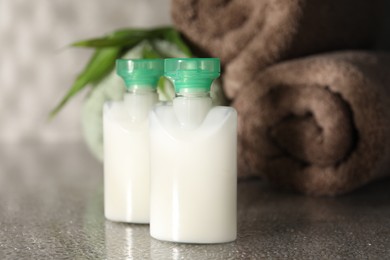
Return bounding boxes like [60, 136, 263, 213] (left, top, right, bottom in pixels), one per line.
[171, 0, 384, 98]
[233, 51, 390, 196]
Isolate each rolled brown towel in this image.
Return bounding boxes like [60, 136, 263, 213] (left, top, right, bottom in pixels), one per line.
[233, 51, 390, 196]
[171, 0, 384, 98]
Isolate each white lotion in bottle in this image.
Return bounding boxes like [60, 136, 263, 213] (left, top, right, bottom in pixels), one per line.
[104, 59, 163, 223]
[150, 58, 237, 243]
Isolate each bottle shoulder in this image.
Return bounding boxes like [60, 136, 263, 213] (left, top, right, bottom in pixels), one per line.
[150, 105, 237, 140]
[104, 95, 157, 129]
[151, 104, 236, 115]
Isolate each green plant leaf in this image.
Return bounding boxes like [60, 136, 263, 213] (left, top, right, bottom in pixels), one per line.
[72, 33, 144, 48]
[71, 27, 173, 48]
[51, 27, 194, 119]
[161, 29, 193, 57]
[157, 77, 171, 100]
[70, 27, 193, 57]
[141, 42, 164, 59]
[49, 47, 120, 118]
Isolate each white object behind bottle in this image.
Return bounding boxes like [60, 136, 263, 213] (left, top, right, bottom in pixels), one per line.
[104, 91, 158, 223]
[103, 58, 163, 223]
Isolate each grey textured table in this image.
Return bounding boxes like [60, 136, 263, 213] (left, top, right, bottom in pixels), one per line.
[0, 143, 389, 259]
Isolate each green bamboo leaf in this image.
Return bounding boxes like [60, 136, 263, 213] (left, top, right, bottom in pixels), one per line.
[108, 28, 156, 38]
[72, 34, 145, 48]
[51, 27, 194, 119]
[72, 38, 141, 48]
[141, 42, 163, 59]
[157, 77, 174, 101]
[110, 27, 171, 38]
[161, 29, 193, 57]
[142, 40, 175, 59]
[71, 27, 173, 48]
[158, 77, 167, 99]
[49, 47, 120, 118]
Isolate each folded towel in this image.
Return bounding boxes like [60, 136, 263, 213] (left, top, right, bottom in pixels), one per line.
[171, 0, 384, 98]
[233, 51, 390, 196]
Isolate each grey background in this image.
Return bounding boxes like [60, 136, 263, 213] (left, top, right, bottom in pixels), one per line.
[0, 0, 171, 144]
[0, 0, 389, 145]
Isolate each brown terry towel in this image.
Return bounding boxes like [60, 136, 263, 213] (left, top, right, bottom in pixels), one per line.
[171, 0, 384, 98]
[233, 51, 390, 196]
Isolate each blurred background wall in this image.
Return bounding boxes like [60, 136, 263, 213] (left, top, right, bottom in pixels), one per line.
[1, 0, 389, 145]
[0, 0, 171, 144]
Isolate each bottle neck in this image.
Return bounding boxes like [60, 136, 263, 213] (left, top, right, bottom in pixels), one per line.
[126, 85, 157, 95]
[175, 92, 210, 99]
[173, 90, 212, 129]
[173, 79, 212, 98]
[122, 85, 158, 122]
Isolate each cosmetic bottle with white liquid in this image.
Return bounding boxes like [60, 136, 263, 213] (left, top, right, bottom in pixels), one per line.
[104, 59, 163, 223]
[150, 58, 237, 243]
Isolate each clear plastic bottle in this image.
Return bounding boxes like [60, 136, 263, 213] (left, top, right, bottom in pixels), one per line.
[150, 58, 237, 243]
[104, 59, 163, 223]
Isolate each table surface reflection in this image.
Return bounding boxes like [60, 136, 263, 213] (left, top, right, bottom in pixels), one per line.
[0, 143, 389, 259]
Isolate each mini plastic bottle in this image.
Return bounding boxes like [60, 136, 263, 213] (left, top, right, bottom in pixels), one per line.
[104, 59, 163, 223]
[149, 58, 237, 243]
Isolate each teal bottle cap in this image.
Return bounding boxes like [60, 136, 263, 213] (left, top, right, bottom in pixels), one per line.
[116, 59, 164, 89]
[164, 58, 220, 93]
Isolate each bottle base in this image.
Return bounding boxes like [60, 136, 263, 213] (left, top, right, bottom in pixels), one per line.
[105, 215, 149, 224]
[150, 232, 236, 244]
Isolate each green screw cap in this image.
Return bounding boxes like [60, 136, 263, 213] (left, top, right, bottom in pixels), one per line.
[116, 59, 164, 89]
[164, 58, 220, 93]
